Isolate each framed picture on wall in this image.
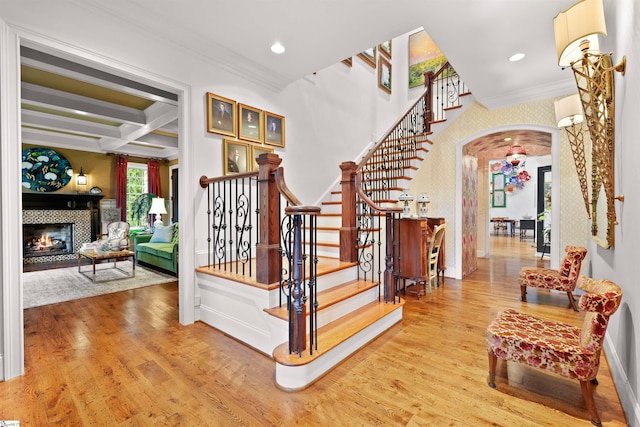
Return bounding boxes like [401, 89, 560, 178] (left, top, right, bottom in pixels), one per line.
[250, 145, 274, 171]
[357, 47, 377, 68]
[492, 173, 505, 191]
[206, 93, 237, 137]
[238, 104, 263, 143]
[379, 40, 392, 59]
[378, 56, 391, 94]
[264, 111, 285, 147]
[223, 139, 249, 175]
[492, 190, 506, 208]
[408, 30, 447, 88]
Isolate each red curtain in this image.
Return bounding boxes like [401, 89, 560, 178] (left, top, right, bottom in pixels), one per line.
[115, 156, 128, 221]
[148, 161, 162, 225]
[148, 160, 161, 197]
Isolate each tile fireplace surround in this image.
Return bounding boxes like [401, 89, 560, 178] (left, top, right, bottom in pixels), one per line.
[22, 193, 103, 265]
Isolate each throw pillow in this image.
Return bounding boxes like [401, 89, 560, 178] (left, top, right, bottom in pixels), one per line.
[150, 224, 175, 243]
[171, 222, 179, 245]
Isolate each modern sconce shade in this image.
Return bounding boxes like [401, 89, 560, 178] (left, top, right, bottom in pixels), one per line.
[149, 197, 167, 215]
[76, 167, 87, 185]
[554, 94, 584, 128]
[554, 0, 607, 67]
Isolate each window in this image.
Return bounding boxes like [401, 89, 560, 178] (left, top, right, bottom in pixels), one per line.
[126, 163, 148, 227]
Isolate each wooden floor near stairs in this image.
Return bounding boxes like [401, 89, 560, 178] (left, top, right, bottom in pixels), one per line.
[2, 236, 627, 425]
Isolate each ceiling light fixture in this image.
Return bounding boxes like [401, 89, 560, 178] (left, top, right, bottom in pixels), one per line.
[505, 143, 527, 166]
[509, 53, 525, 62]
[270, 42, 285, 54]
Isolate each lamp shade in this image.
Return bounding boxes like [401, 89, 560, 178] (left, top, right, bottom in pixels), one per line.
[554, 94, 584, 128]
[148, 197, 167, 215]
[554, 0, 607, 67]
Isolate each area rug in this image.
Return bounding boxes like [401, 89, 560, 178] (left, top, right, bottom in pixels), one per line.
[23, 261, 176, 309]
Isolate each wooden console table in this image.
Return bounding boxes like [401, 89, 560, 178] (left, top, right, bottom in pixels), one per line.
[397, 217, 446, 292]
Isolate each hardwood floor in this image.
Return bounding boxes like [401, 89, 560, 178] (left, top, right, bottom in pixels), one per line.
[1, 236, 627, 425]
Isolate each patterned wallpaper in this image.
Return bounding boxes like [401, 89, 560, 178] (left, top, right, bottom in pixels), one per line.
[408, 98, 589, 277]
[461, 154, 478, 277]
[22, 209, 92, 264]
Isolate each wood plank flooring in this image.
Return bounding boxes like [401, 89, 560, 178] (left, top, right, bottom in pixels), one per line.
[0, 235, 627, 425]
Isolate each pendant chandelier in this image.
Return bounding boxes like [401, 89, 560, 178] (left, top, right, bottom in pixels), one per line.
[505, 143, 527, 166]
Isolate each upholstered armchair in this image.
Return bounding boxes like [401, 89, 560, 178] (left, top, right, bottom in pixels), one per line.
[487, 276, 623, 427]
[519, 245, 587, 311]
[97, 221, 130, 250]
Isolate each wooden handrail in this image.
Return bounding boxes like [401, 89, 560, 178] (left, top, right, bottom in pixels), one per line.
[199, 171, 258, 188]
[274, 167, 303, 207]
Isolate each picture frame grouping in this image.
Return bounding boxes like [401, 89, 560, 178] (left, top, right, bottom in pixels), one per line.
[206, 92, 285, 148]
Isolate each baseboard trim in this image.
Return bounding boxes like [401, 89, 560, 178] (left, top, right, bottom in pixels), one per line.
[604, 335, 640, 427]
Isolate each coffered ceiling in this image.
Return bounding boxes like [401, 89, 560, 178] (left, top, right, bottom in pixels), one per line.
[20, 46, 179, 160]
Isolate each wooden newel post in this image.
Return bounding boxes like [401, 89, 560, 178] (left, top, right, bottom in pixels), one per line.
[340, 161, 358, 262]
[256, 153, 282, 285]
[424, 70, 434, 134]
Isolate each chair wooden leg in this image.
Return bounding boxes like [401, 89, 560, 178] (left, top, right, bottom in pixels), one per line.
[520, 285, 527, 302]
[488, 352, 497, 388]
[567, 291, 579, 311]
[580, 380, 602, 426]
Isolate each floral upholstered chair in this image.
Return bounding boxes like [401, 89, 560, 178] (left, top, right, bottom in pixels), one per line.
[486, 276, 623, 427]
[519, 245, 587, 311]
[97, 221, 130, 251]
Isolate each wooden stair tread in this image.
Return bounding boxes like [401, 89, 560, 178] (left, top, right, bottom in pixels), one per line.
[264, 279, 379, 320]
[273, 299, 404, 366]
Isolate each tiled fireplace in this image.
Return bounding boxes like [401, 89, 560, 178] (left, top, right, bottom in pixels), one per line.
[22, 193, 103, 266]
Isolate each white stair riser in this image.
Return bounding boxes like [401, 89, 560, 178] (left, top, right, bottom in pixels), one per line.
[274, 307, 403, 391]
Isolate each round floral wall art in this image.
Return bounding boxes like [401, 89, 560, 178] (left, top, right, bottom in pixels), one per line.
[22, 147, 73, 192]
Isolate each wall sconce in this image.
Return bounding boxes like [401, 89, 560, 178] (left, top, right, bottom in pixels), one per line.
[76, 167, 87, 186]
[554, 0, 625, 248]
[148, 197, 167, 230]
[398, 190, 414, 218]
[554, 93, 590, 218]
[416, 193, 430, 218]
[505, 143, 527, 167]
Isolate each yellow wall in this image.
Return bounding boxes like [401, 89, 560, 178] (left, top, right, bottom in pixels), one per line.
[21, 144, 170, 200]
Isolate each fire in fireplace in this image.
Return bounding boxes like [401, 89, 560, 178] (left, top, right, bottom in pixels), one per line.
[23, 223, 75, 258]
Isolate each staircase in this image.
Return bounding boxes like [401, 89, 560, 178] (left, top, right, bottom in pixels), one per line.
[197, 62, 471, 391]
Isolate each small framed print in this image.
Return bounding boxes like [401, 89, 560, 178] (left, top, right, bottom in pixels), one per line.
[207, 93, 236, 137]
[238, 104, 263, 143]
[264, 111, 285, 148]
[379, 40, 392, 59]
[378, 56, 391, 94]
[357, 47, 376, 68]
[493, 173, 505, 191]
[342, 57, 353, 67]
[250, 145, 274, 171]
[224, 139, 249, 175]
[492, 190, 506, 208]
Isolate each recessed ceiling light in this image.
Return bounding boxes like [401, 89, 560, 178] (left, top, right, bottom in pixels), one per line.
[509, 53, 525, 62]
[504, 137, 512, 141]
[271, 42, 285, 54]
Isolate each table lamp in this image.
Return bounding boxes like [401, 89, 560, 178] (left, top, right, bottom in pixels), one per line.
[416, 193, 431, 218]
[149, 197, 167, 230]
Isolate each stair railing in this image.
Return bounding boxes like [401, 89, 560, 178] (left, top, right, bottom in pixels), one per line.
[341, 62, 467, 304]
[199, 153, 320, 357]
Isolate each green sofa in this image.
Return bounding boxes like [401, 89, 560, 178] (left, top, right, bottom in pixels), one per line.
[134, 223, 178, 275]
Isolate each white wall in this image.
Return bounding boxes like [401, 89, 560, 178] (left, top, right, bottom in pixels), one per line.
[595, 0, 640, 424]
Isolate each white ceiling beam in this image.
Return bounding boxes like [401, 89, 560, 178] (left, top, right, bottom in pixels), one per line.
[22, 82, 147, 125]
[135, 133, 178, 148]
[99, 102, 177, 151]
[21, 109, 120, 138]
[21, 46, 178, 105]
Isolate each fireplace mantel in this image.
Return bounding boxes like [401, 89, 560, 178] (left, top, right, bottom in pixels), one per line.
[22, 192, 104, 241]
[22, 192, 104, 211]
